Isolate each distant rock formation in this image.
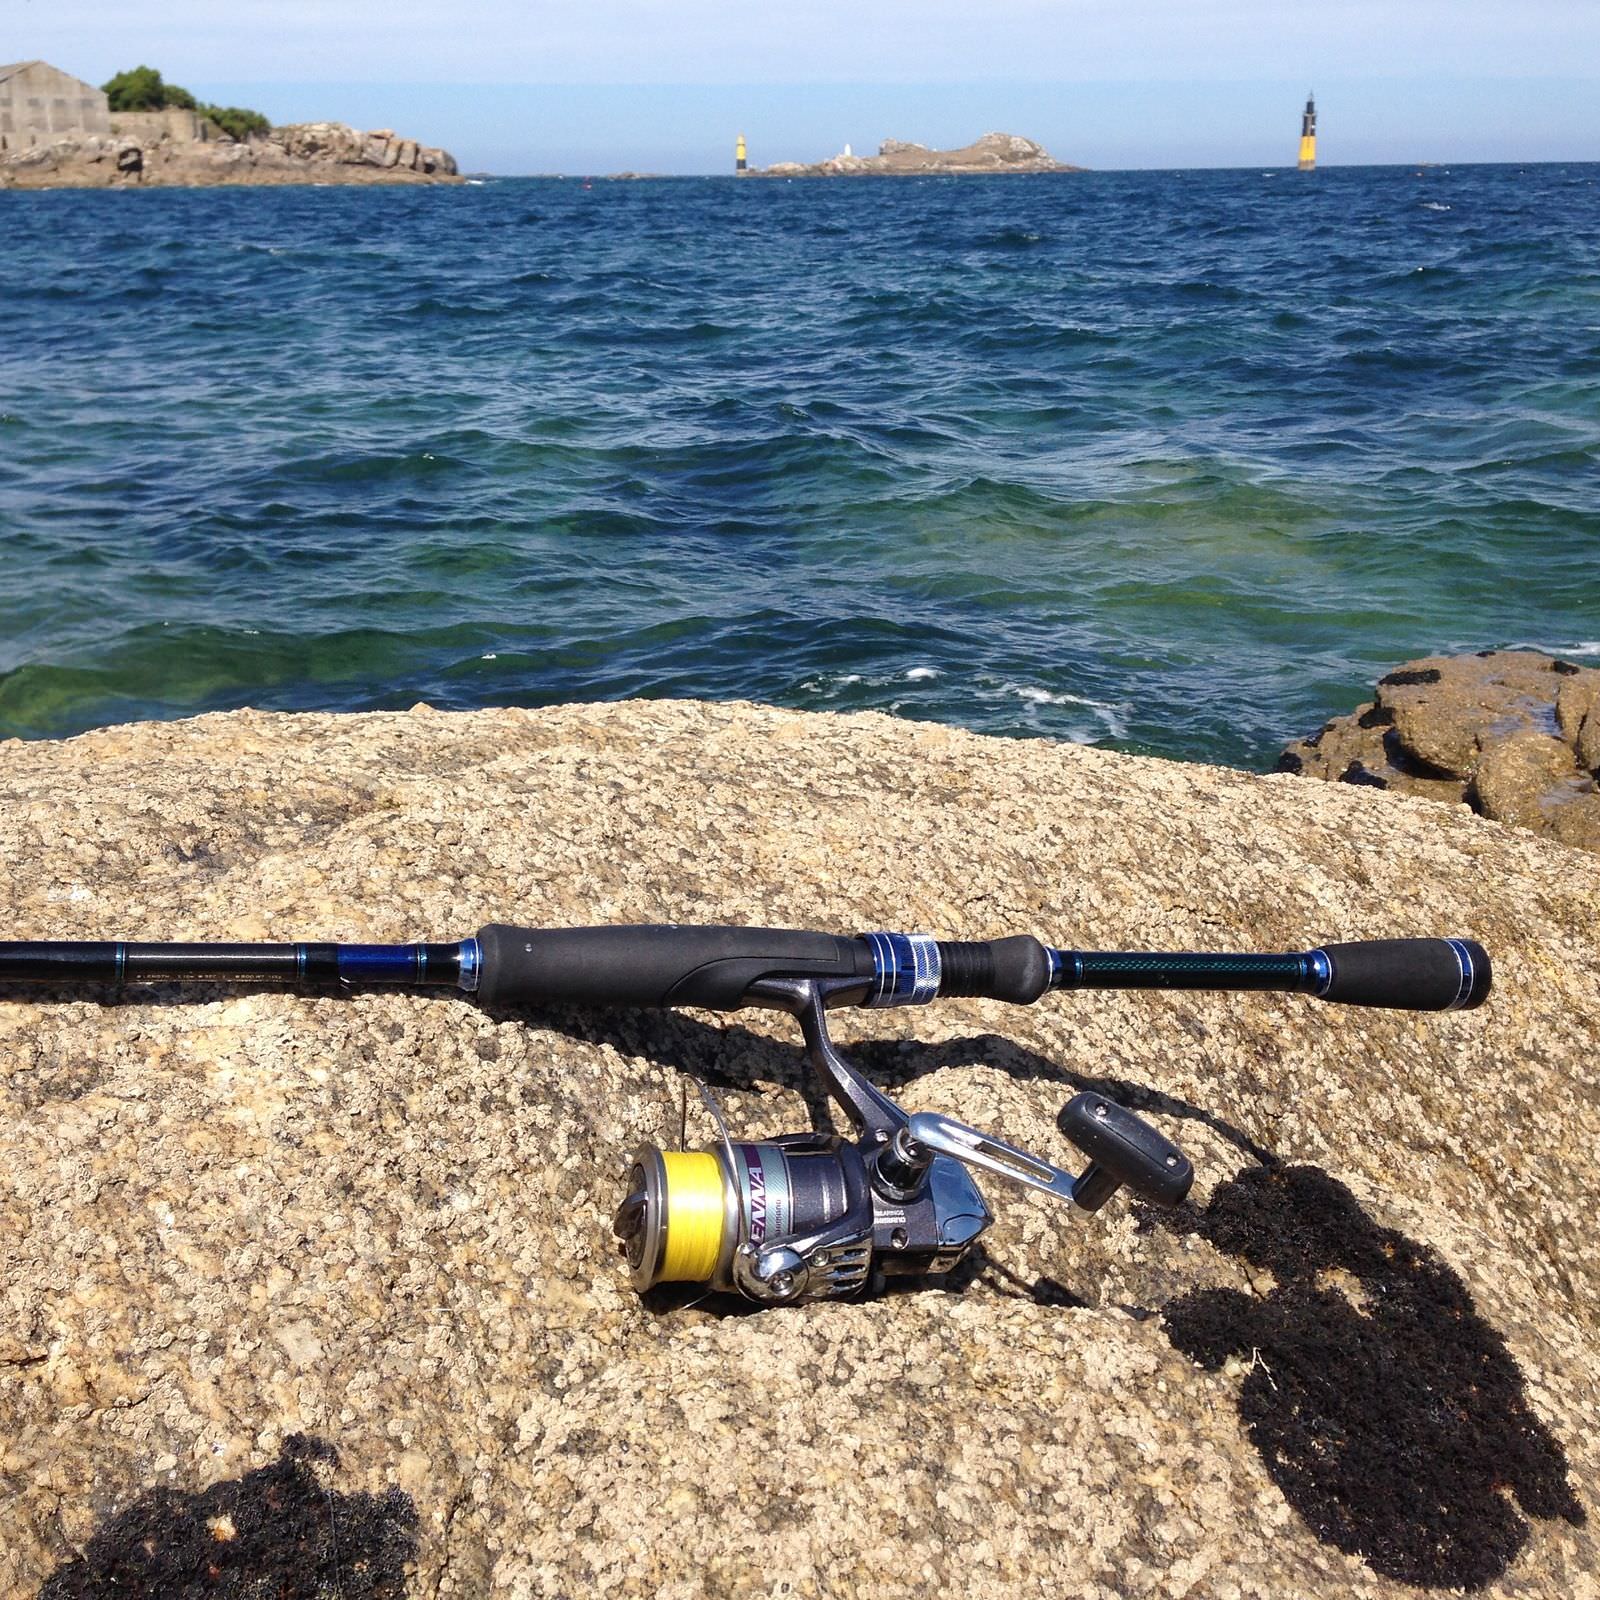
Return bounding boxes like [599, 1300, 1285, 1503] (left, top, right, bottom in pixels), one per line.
[751, 131, 1082, 178]
[1278, 650, 1600, 853]
[0, 119, 459, 189]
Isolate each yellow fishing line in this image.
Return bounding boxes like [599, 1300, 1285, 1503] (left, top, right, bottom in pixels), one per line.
[659, 1151, 726, 1281]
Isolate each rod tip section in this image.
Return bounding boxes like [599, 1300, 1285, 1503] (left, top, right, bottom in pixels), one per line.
[1315, 938, 1491, 1011]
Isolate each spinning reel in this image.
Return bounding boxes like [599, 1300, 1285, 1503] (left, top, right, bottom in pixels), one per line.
[613, 973, 1194, 1304]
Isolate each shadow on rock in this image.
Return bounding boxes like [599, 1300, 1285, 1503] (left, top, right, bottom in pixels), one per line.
[1148, 1164, 1585, 1591]
[517, 1002, 1278, 1172]
[957, 1245, 1091, 1309]
[39, 1434, 418, 1600]
[13, 984, 1272, 1173]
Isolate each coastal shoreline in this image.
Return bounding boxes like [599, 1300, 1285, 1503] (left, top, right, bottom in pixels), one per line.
[1, 120, 460, 191]
[1, 168, 461, 191]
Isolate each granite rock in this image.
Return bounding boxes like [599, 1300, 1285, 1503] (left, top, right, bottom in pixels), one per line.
[0, 701, 1594, 1597]
[1279, 650, 1600, 853]
[0, 120, 459, 190]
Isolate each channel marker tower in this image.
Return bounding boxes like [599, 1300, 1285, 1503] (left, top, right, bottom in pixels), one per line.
[1298, 93, 1316, 171]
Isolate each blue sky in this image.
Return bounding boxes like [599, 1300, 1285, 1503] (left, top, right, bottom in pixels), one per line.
[17, 1, 1600, 171]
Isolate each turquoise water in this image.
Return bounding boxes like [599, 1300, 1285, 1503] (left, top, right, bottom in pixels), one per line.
[2, 164, 1597, 763]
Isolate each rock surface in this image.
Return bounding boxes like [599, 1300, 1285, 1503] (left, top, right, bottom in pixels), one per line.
[1278, 650, 1600, 854]
[0, 700, 1595, 1598]
[0, 121, 459, 189]
[752, 130, 1082, 178]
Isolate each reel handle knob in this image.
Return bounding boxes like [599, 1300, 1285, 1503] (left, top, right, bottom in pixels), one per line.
[1061, 1093, 1193, 1211]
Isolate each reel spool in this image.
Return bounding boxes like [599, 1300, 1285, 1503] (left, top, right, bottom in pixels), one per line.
[615, 1134, 879, 1302]
[618, 1148, 732, 1290]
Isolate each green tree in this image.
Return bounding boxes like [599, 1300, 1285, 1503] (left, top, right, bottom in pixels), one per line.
[102, 66, 166, 112]
[101, 66, 202, 113]
[201, 104, 271, 142]
[102, 66, 273, 141]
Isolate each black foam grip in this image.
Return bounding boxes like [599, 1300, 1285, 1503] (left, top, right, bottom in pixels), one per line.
[1316, 938, 1491, 1011]
[935, 935, 1052, 1003]
[474, 924, 874, 1011]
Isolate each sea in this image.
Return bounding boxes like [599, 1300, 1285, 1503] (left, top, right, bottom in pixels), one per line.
[2, 163, 1597, 766]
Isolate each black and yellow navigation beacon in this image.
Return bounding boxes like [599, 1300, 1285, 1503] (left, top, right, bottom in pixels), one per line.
[1298, 92, 1317, 171]
[736, 133, 747, 174]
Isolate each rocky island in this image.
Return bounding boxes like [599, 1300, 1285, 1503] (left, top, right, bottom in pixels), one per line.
[750, 130, 1082, 178]
[0, 699, 1594, 1597]
[1, 119, 460, 190]
[0, 60, 458, 189]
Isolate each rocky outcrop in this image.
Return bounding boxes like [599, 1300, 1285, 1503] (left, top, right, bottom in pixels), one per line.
[1, 701, 1595, 1597]
[1278, 650, 1600, 853]
[0, 120, 458, 189]
[752, 130, 1082, 177]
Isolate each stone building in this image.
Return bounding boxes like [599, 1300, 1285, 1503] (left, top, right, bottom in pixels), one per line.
[0, 60, 110, 150]
[109, 108, 222, 144]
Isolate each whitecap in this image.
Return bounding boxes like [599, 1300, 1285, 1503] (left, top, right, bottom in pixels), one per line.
[1506, 640, 1600, 658]
[905, 666, 939, 681]
[1003, 684, 1130, 739]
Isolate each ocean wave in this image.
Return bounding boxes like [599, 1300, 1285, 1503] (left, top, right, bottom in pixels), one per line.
[975, 226, 1046, 249]
[3, 164, 1597, 766]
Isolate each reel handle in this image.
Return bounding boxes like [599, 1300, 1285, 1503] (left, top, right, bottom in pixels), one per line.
[894, 1100, 1192, 1215]
[1060, 1093, 1194, 1211]
[898, 1112, 1077, 1201]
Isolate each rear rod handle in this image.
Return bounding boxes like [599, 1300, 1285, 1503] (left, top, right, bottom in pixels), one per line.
[0, 940, 481, 990]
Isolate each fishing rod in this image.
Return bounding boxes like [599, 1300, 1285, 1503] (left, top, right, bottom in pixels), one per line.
[0, 925, 1490, 1306]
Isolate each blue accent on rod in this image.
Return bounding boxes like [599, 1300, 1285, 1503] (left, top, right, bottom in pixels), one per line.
[1443, 939, 1476, 1009]
[1046, 949, 1084, 990]
[457, 938, 482, 992]
[865, 931, 941, 1007]
[337, 945, 423, 983]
